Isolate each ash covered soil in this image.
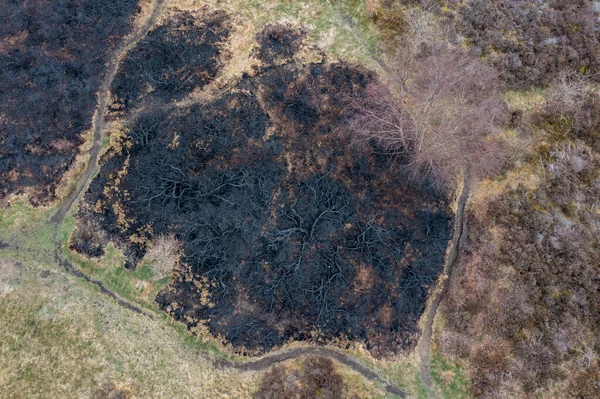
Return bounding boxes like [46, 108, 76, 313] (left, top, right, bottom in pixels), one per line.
[71, 12, 453, 356]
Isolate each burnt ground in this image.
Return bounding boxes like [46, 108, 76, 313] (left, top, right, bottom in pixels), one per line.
[256, 24, 303, 65]
[71, 17, 453, 357]
[0, 0, 140, 204]
[109, 10, 231, 115]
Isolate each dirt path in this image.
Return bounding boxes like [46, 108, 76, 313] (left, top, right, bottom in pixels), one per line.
[46, 0, 166, 327]
[418, 171, 471, 396]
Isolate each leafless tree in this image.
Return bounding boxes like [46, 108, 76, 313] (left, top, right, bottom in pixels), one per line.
[346, 18, 507, 188]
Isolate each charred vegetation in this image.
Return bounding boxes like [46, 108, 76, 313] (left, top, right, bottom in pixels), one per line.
[71, 22, 453, 356]
[0, 0, 140, 204]
[110, 10, 230, 115]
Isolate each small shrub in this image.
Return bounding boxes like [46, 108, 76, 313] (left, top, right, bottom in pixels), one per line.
[92, 382, 133, 399]
[299, 357, 344, 399]
[368, 1, 407, 47]
[535, 72, 600, 150]
[256, 365, 299, 399]
[143, 234, 182, 280]
[256, 358, 344, 399]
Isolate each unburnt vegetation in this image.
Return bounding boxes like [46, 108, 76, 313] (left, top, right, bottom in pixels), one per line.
[0, 0, 140, 204]
[257, 357, 344, 399]
[450, 0, 600, 87]
[441, 76, 600, 397]
[71, 17, 453, 356]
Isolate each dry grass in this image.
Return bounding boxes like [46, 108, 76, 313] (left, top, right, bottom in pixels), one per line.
[168, 0, 379, 66]
[53, 129, 94, 203]
[0, 221, 259, 399]
[0, 203, 254, 397]
[0, 259, 260, 397]
[0, 201, 422, 398]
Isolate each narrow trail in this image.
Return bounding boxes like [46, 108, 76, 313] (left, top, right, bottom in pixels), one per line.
[216, 347, 406, 397]
[46, 0, 166, 325]
[54, 249, 155, 319]
[50, 0, 165, 226]
[419, 171, 471, 396]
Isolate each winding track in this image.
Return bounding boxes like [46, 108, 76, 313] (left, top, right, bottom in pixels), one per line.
[48, 0, 168, 319]
[42, 1, 409, 396]
[418, 171, 471, 396]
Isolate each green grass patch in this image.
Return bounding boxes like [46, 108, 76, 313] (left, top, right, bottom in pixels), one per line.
[62, 242, 165, 313]
[0, 253, 255, 397]
[504, 87, 546, 113]
[232, 0, 379, 66]
[430, 353, 471, 399]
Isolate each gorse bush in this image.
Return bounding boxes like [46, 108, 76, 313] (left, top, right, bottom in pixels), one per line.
[143, 234, 182, 281]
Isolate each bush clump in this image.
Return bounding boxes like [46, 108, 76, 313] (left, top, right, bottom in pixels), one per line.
[257, 358, 343, 399]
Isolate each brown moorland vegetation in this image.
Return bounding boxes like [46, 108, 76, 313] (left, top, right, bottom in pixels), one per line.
[451, 0, 600, 87]
[441, 76, 600, 397]
[257, 357, 344, 399]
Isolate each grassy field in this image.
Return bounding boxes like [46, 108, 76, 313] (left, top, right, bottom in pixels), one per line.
[0, 201, 257, 398]
[0, 199, 395, 397]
